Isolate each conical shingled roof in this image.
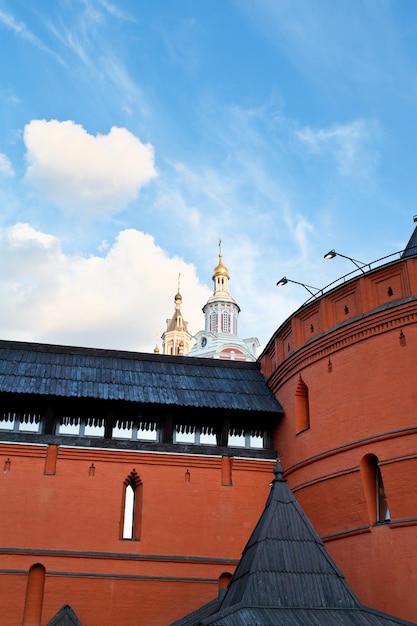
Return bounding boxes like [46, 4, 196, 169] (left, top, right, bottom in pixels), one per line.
[214, 461, 359, 613]
[401, 222, 417, 258]
[173, 462, 417, 626]
[46, 604, 82, 626]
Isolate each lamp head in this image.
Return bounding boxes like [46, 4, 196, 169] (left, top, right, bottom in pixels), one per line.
[276, 277, 288, 287]
[324, 249, 337, 260]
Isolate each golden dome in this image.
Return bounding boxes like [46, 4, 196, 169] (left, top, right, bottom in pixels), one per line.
[213, 240, 229, 279]
[213, 256, 229, 279]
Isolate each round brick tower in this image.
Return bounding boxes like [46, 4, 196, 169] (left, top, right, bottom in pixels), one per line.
[259, 225, 417, 622]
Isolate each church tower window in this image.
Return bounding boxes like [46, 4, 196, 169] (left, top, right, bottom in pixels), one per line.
[222, 311, 230, 333]
[211, 312, 218, 333]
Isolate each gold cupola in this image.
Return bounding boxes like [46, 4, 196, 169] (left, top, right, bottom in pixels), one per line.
[212, 240, 230, 294]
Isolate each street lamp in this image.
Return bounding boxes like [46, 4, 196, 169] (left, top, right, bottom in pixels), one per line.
[276, 277, 322, 298]
[323, 249, 367, 273]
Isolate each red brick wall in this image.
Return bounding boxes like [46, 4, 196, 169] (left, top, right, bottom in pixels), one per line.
[0, 444, 274, 626]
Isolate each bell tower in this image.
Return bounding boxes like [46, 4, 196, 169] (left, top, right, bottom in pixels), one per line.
[161, 275, 192, 356]
[190, 242, 259, 361]
[203, 240, 240, 338]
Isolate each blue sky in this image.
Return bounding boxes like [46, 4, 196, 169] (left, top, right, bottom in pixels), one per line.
[1, 0, 417, 353]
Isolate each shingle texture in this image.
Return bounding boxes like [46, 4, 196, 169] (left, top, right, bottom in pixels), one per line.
[170, 599, 222, 626]
[46, 604, 82, 626]
[401, 224, 417, 258]
[202, 607, 417, 626]
[217, 462, 358, 613]
[172, 463, 417, 626]
[0, 340, 282, 413]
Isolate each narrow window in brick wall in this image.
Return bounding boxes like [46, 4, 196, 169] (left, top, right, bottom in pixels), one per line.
[375, 462, 390, 522]
[218, 572, 232, 599]
[361, 454, 390, 524]
[295, 376, 310, 433]
[22, 563, 45, 626]
[121, 471, 143, 540]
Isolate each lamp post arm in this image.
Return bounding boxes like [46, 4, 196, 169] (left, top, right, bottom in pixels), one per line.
[324, 249, 367, 273]
[276, 277, 322, 298]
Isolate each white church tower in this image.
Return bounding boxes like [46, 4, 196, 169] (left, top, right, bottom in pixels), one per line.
[189, 242, 259, 361]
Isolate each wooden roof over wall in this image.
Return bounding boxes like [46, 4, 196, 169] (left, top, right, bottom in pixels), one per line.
[0, 339, 282, 414]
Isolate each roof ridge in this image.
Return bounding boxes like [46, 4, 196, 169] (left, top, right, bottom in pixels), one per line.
[0, 338, 261, 369]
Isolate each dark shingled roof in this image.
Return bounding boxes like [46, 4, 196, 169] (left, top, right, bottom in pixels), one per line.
[0, 339, 282, 414]
[401, 223, 417, 258]
[172, 463, 417, 626]
[201, 607, 417, 625]
[170, 599, 222, 626]
[46, 604, 82, 626]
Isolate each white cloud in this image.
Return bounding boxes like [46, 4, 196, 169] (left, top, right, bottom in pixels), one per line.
[0, 224, 210, 352]
[0, 153, 14, 176]
[24, 120, 158, 217]
[296, 120, 378, 177]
